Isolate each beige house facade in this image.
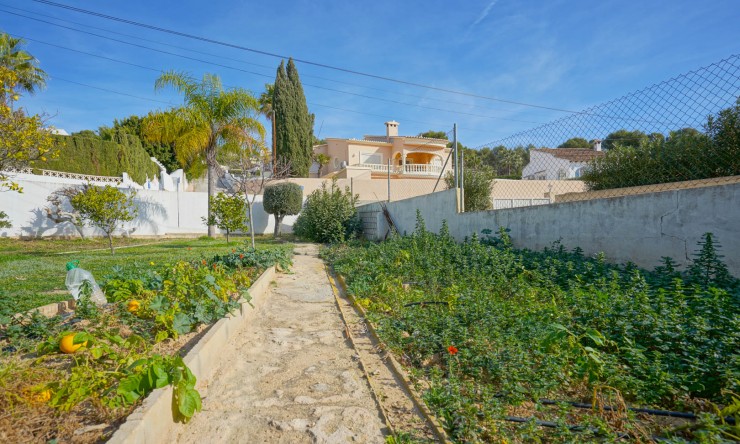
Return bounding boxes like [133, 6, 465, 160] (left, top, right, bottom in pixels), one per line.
[312, 121, 453, 179]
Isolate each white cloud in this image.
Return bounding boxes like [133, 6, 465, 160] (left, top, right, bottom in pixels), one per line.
[471, 0, 501, 27]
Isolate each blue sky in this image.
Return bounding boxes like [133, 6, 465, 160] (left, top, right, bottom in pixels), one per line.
[2, 0, 739, 148]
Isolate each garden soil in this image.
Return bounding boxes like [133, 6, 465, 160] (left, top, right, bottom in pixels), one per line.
[172, 244, 408, 443]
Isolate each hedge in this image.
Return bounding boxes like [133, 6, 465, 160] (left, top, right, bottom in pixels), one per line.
[35, 133, 160, 185]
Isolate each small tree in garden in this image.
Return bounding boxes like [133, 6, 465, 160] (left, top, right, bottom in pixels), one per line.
[293, 178, 360, 243]
[231, 151, 292, 248]
[45, 186, 86, 238]
[203, 192, 248, 243]
[71, 185, 138, 254]
[0, 66, 54, 192]
[444, 166, 494, 212]
[263, 182, 302, 237]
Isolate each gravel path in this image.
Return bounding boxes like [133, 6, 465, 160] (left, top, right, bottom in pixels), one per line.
[173, 244, 388, 443]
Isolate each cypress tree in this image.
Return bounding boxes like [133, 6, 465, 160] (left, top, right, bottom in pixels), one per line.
[274, 58, 313, 177]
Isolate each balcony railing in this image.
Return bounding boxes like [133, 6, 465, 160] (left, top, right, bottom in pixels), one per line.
[403, 164, 443, 175]
[354, 163, 445, 176]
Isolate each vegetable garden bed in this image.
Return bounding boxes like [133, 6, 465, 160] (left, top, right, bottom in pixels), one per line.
[0, 243, 292, 443]
[324, 218, 739, 443]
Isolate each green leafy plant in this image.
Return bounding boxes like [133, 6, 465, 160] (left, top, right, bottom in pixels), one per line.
[325, 222, 739, 442]
[688, 232, 738, 290]
[203, 192, 248, 243]
[444, 166, 495, 212]
[71, 185, 138, 254]
[293, 177, 360, 243]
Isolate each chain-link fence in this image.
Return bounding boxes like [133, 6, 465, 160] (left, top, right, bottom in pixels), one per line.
[466, 54, 740, 210]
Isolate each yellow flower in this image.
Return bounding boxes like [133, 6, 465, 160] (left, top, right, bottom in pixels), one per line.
[149, 261, 155, 266]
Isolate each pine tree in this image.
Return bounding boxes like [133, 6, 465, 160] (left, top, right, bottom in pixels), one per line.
[274, 58, 313, 177]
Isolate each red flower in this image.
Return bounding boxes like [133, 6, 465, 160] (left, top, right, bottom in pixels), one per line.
[201, 260, 207, 265]
[213, 263, 217, 269]
[447, 345, 458, 355]
[239, 254, 244, 259]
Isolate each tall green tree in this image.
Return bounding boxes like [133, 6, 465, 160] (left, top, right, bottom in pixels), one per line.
[100, 114, 180, 173]
[274, 59, 313, 176]
[418, 130, 448, 139]
[0, 34, 47, 105]
[145, 71, 264, 237]
[558, 137, 591, 148]
[602, 129, 649, 150]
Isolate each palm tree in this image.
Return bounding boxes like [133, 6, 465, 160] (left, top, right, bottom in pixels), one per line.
[0, 34, 47, 104]
[146, 71, 264, 237]
[258, 83, 276, 168]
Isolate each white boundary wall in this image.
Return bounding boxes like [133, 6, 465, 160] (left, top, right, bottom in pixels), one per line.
[358, 183, 740, 276]
[0, 176, 300, 238]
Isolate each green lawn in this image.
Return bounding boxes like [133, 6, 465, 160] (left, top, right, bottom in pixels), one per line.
[0, 235, 285, 313]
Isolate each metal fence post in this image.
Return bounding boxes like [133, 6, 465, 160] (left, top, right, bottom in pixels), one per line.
[387, 159, 391, 202]
[460, 128, 465, 213]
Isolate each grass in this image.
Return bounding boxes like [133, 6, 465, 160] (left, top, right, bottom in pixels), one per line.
[0, 235, 286, 313]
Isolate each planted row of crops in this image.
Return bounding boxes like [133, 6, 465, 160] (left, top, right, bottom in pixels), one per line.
[325, 216, 739, 443]
[0, 244, 292, 443]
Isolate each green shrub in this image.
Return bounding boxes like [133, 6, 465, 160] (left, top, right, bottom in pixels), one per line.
[444, 166, 494, 212]
[293, 178, 360, 243]
[203, 192, 248, 243]
[263, 182, 302, 237]
[71, 185, 138, 253]
[582, 100, 740, 190]
[36, 133, 159, 184]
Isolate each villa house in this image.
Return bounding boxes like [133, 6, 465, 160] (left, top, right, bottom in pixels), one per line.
[521, 140, 605, 180]
[311, 121, 453, 179]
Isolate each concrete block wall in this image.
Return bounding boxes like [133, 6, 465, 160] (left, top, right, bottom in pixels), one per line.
[357, 207, 382, 240]
[358, 183, 740, 276]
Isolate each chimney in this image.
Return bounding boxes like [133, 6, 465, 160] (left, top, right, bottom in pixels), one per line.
[385, 120, 399, 139]
[592, 139, 602, 152]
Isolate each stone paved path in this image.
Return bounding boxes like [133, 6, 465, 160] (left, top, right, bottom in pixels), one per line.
[173, 244, 388, 443]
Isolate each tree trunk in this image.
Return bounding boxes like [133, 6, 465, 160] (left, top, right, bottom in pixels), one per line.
[247, 201, 255, 249]
[226, 230, 230, 244]
[108, 232, 114, 254]
[207, 145, 216, 238]
[274, 214, 283, 238]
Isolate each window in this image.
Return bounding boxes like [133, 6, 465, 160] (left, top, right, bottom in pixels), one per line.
[360, 153, 382, 165]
